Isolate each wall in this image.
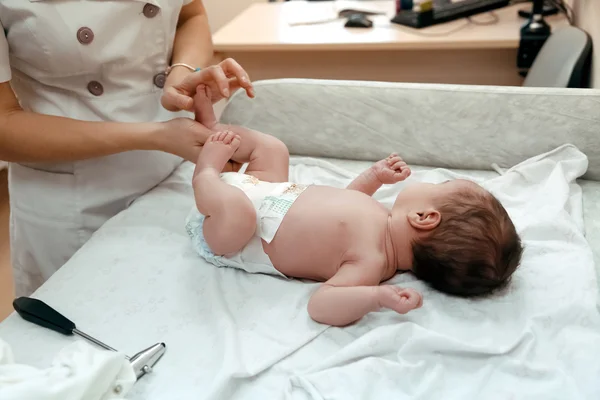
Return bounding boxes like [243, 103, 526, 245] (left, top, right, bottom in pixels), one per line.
[570, 0, 599, 88]
[203, 0, 263, 33]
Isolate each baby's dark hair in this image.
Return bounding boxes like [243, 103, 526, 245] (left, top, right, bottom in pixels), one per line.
[411, 188, 523, 297]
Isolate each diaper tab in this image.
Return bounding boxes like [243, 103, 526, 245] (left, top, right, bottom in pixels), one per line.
[258, 183, 308, 243]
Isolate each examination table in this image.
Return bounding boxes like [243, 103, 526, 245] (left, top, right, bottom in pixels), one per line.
[1, 79, 599, 399]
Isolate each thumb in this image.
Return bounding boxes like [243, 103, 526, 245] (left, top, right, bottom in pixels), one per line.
[163, 90, 194, 112]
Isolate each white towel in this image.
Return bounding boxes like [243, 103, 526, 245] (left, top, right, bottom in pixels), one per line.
[0, 338, 136, 400]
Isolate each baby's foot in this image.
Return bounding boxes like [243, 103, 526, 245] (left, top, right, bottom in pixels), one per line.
[377, 286, 422, 314]
[196, 131, 241, 173]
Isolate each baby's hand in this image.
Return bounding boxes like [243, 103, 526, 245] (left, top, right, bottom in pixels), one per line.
[372, 153, 411, 184]
[377, 286, 422, 315]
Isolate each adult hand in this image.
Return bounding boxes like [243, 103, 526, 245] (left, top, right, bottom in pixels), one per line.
[156, 117, 243, 172]
[161, 58, 255, 112]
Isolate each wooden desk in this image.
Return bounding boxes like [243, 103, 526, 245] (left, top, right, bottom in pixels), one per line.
[212, 1, 569, 86]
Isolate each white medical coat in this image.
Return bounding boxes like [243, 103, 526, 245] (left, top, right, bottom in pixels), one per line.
[0, 0, 194, 296]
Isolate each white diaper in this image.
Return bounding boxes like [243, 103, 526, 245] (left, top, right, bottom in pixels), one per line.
[185, 172, 309, 277]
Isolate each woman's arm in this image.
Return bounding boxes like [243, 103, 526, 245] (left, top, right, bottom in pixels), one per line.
[162, 0, 215, 111]
[0, 82, 162, 163]
[173, 0, 214, 70]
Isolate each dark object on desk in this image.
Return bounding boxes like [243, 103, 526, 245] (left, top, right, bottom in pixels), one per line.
[391, 0, 510, 29]
[345, 13, 373, 29]
[338, 9, 385, 19]
[523, 26, 592, 88]
[518, 1, 559, 18]
[517, 0, 551, 72]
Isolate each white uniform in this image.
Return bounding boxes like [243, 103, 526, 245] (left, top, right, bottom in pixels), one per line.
[0, 0, 194, 296]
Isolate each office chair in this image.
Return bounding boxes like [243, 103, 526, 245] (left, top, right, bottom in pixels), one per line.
[523, 26, 593, 88]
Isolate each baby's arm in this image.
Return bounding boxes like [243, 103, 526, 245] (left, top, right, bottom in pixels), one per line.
[346, 167, 383, 197]
[307, 263, 422, 326]
[346, 153, 411, 196]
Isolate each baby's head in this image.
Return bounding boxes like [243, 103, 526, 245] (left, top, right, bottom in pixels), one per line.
[390, 179, 523, 297]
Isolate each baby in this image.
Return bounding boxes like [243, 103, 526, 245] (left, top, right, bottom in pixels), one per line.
[186, 86, 524, 327]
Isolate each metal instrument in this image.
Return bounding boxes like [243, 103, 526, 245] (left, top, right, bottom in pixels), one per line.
[13, 296, 166, 380]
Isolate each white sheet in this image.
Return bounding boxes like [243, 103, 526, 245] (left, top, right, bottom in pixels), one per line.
[0, 144, 598, 400]
[282, 144, 600, 399]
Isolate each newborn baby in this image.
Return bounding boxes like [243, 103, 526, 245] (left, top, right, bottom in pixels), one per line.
[186, 86, 523, 327]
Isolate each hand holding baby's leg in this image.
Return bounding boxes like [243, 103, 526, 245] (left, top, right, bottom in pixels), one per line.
[377, 286, 422, 315]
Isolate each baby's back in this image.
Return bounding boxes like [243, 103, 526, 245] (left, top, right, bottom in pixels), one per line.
[263, 186, 389, 281]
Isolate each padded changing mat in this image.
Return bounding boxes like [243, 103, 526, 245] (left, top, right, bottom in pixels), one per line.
[0, 146, 599, 400]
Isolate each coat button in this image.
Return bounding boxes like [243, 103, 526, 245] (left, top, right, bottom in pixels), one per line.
[143, 4, 159, 18]
[87, 81, 104, 96]
[77, 27, 94, 45]
[153, 72, 166, 88]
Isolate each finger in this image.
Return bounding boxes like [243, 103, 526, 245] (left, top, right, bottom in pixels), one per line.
[220, 58, 254, 93]
[226, 78, 241, 93]
[402, 289, 421, 306]
[411, 291, 423, 308]
[227, 77, 254, 99]
[389, 158, 403, 168]
[209, 66, 230, 98]
[171, 92, 194, 112]
[401, 287, 420, 301]
[179, 66, 229, 98]
[161, 89, 189, 112]
[392, 160, 406, 170]
[392, 294, 419, 314]
[224, 78, 254, 99]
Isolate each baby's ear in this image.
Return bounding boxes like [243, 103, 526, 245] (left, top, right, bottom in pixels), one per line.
[407, 209, 441, 231]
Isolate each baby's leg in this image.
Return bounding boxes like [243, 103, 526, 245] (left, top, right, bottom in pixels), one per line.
[194, 85, 289, 182]
[226, 125, 290, 182]
[194, 84, 219, 129]
[193, 131, 256, 256]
